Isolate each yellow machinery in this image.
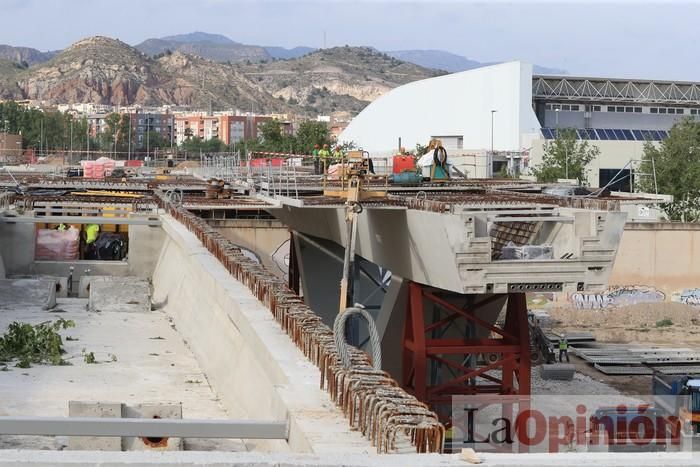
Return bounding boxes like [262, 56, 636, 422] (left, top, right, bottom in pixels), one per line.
[323, 150, 386, 202]
[320, 150, 387, 313]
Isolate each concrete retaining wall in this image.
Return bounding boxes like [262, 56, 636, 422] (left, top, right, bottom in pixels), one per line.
[206, 219, 289, 277]
[610, 222, 700, 295]
[151, 215, 370, 454]
[538, 222, 700, 309]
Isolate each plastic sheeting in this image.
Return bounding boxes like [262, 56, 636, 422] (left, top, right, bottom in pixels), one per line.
[501, 242, 553, 260]
[35, 227, 80, 261]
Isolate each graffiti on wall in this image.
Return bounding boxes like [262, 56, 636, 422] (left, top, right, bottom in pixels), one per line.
[570, 286, 665, 310]
[672, 289, 700, 306]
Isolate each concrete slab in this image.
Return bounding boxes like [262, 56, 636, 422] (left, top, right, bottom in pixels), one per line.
[0, 296, 243, 452]
[0, 449, 699, 466]
[87, 276, 151, 313]
[0, 278, 56, 310]
[68, 401, 123, 451]
[540, 363, 576, 381]
[122, 403, 183, 451]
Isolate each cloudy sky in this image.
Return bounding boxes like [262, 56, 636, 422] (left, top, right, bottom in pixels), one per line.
[1, 0, 698, 80]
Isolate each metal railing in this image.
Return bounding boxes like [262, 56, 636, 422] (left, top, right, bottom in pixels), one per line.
[0, 416, 288, 439]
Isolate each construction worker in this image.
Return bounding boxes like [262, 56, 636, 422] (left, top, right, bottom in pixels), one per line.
[318, 144, 331, 173]
[430, 146, 450, 180]
[312, 144, 321, 174]
[85, 224, 100, 245]
[558, 335, 570, 363]
[332, 145, 343, 163]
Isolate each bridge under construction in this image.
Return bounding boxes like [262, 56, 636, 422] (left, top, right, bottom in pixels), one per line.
[0, 159, 631, 463]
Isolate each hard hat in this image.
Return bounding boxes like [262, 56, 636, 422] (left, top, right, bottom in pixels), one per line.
[314, 144, 320, 148]
[323, 144, 329, 148]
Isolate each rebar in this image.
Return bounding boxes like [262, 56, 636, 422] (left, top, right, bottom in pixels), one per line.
[154, 191, 444, 454]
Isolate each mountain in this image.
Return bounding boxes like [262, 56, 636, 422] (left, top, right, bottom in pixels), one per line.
[0, 37, 441, 116]
[387, 50, 482, 73]
[136, 38, 270, 63]
[0, 45, 56, 66]
[17, 36, 172, 105]
[236, 46, 443, 115]
[135, 34, 270, 63]
[0, 59, 24, 99]
[135, 32, 567, 73]
[160, 32, 234, 45]
[386, 49, 566, 75]
[264, 46, 316, 60]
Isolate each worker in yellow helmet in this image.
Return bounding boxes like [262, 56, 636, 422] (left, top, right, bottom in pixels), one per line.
[318, 144, 331, 173]
[85, 224, 100, 245]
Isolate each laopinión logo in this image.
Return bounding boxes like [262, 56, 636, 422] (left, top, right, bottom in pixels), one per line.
[451, 395, 695, 454]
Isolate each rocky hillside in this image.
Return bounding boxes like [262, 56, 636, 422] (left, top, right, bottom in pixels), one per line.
[0, 45, 56, 66]
[0, 36, 443, 116]
[237, 46, 443, 114]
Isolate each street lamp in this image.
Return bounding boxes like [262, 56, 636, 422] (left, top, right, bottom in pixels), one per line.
[2, 120, 8, 160]
[490, 110, 497, 178]
[490, 110, 497, 155]
[554, 108, 569, 179]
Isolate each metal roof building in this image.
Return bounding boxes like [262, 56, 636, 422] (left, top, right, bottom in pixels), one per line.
[340, 62, 700, 188]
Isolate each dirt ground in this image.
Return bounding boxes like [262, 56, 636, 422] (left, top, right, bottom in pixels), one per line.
[543, 301, 700, 395]
[547, 301, 700, 345]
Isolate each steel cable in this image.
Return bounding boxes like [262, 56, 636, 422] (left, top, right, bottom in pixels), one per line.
[334, 306, 382, 371]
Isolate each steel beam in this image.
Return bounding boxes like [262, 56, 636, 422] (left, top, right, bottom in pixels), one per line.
[0, 417, 288, 439]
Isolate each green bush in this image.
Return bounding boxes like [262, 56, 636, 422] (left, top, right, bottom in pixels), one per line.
[655, 318, 673, 328]
[0, 318, 75, 368]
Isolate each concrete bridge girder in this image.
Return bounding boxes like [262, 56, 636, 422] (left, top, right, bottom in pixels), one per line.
[270, 204, 626, 295]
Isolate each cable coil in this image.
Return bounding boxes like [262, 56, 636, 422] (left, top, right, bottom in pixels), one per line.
[333, 306, 382, 371]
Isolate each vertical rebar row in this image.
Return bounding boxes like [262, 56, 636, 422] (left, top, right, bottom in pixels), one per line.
[154, 191, 444, 454]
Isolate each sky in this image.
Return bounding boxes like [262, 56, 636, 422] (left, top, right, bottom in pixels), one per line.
[2, 0, 700, 81]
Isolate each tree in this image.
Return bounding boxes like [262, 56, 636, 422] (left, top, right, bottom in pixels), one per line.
[295, 120, 330, 154]
[530, 129, 598, 185]
[181, 136, 226, 153]
[101, 113, 130, 152]
[143, 130, 168, 152]
[258, 120, 284, 147]
[638, 118, 700, 221]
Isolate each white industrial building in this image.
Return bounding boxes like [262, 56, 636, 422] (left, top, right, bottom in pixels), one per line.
[340, 61, 700, 187]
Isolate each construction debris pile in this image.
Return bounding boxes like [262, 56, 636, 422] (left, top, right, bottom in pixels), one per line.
[154, 191, 445, 454]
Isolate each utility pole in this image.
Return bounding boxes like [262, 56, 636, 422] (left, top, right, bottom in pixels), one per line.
[70, 118, 73, 165]
[490, 110, 497, 177]
[146, 115, 150, 163]
[2, 120, 8, 161]
[39, 118, 43, 158]
[128, 113, 132, 161]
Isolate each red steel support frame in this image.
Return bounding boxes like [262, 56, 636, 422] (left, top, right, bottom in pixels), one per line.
[402, 282, 531, 423]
